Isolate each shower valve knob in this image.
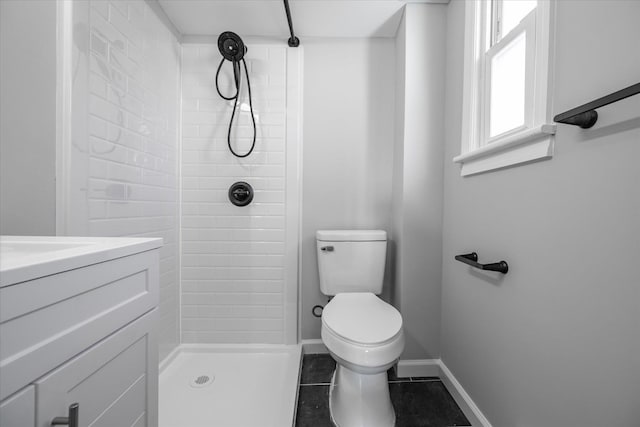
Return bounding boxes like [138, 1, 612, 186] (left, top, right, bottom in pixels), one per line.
[228, 182, 254, 207]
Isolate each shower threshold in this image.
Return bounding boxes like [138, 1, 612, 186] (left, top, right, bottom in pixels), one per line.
[159, 344, 302, 427]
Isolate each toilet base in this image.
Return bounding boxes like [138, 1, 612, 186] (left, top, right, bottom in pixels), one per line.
[329, 363, 395, 427]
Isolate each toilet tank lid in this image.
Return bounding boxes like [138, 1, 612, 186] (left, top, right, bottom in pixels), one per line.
[316, 230, 387, 242]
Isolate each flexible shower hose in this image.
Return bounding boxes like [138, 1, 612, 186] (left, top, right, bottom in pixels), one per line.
[215, 57, 257, 158]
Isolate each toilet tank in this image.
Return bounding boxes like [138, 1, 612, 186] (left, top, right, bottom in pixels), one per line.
[316, 230, 387, 296]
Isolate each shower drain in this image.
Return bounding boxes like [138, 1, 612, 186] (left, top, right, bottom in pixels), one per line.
[189, 374, 215, 388]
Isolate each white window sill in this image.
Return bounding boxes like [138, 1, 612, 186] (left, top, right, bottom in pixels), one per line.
[453, 124, 556, 176]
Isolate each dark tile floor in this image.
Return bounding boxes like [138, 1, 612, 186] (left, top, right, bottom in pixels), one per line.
[295, 354, 471, 427]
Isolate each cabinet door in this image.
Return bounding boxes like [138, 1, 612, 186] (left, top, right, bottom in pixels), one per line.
[35, 310, 158, 427]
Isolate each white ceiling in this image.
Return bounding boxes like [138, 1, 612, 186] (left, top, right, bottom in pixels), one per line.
[156, 0, 447, 39]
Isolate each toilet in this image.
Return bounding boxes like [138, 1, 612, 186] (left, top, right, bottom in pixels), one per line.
[316, 230, 404, 427]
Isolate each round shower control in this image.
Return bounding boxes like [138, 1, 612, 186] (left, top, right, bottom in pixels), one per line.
[228, 181, 254, 207]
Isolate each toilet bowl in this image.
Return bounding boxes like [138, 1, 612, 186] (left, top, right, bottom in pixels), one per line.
[322, 293, 404, 427]
[316, 230, 405, 427]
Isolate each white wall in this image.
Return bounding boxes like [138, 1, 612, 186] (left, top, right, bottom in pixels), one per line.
[182, 39, 302, 344]
[64, 0, 181, 362]
[441, 1, 640, 425]
[0, 0, 57, 235]
[300, 38, 396, 340]
[392, 11, 407, 344]
[392, 4, 446, 360]
[180, 42, 299, 344]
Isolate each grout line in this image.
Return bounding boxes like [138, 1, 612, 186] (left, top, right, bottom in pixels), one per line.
[299, 379, 425, 386]
[299, 379, 438, 387]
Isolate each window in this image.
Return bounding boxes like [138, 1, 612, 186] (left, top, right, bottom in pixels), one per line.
[455, 0, 556, 176]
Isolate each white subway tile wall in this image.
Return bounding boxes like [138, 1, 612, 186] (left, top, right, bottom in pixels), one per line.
[181, 44, 289, 344]
[69, 0, 180, 360]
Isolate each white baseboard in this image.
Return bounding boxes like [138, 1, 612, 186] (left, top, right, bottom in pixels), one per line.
[298, 347, 491, 426]
[160, 343, 491, 426]
[301, 339, 328, 354]
[394, 358, 492, 427]
[438, 361, 492, 427]
[396, 359, 440, 378]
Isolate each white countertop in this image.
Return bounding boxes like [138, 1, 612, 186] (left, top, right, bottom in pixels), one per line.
[0, 236, 163, 287]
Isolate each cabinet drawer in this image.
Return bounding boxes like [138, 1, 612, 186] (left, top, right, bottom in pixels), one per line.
[0, 386, 35, 427]
[0, 250, 158, 400]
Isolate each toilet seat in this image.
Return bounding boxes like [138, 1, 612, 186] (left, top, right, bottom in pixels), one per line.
[322, 293, 402, 346]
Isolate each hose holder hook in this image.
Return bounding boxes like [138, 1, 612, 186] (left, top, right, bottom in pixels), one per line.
[312, 305, 324, 318]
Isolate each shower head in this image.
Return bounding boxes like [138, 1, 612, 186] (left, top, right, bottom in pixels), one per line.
[218, 31, 247, 62]
[215, 31, 256, 158]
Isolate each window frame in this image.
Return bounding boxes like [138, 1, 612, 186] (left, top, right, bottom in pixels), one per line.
[483, 11, 535, 142]
[455, 0, 556, 177]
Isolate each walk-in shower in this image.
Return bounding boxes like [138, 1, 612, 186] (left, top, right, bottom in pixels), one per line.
[56, 0, 304, 424]
[165, 36, 304, 426]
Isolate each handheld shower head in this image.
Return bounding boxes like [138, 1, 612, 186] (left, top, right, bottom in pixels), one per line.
[218, 31, 247, 62]
[215, 31, 256, 159]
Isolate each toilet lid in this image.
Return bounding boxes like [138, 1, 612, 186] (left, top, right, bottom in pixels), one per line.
[322, 293, 402, 345]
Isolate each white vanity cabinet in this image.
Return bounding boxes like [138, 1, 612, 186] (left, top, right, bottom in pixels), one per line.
[0, 237, 162, 427]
